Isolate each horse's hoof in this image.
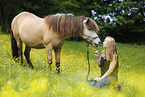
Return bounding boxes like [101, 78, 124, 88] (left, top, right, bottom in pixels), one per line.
[55, 71, 60, 74]
[56, 68, 60, 74]
[48, 67, 51, 71]
[29, 65, 34, 69]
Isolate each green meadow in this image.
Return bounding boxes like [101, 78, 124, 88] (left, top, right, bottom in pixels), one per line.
[0, 32, 145, 97]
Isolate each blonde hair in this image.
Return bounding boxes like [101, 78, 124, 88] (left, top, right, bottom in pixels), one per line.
[103, 36, 117, 61]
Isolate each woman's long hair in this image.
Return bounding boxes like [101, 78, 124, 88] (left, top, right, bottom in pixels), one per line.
[103, 36, 118, 61]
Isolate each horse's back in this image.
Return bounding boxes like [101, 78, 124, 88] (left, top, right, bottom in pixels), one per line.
[11, 12, 47, 48]
[12, 12, 43, 32]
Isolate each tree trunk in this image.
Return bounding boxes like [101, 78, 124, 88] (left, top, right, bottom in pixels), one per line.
[0, 1, 8, 33]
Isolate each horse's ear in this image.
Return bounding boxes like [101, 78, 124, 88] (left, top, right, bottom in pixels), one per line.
[83, 18, 89, 24]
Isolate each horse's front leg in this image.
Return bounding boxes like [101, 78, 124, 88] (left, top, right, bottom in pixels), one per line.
[54, 47, 62, 74]
[46, 45, 53, 71]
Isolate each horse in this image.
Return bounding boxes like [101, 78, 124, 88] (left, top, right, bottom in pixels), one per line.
[11, 12, 101, 74]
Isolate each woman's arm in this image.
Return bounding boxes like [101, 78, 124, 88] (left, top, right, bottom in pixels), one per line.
[94, 54, 117, 81]
[94, 50, 101, 66]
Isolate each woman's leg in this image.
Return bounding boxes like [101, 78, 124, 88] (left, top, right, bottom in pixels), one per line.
[89, 80, 97, 86]
[94, 77, 117, 88]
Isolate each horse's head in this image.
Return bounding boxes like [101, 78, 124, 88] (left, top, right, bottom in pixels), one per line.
[82, 18, 101, 47]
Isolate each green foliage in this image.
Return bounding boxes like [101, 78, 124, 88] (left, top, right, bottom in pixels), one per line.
[93, 0, 145, 42]
[0, 33, 145, 97]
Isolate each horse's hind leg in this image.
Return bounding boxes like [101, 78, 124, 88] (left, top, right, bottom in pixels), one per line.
[24, 45, 34, 69]
[17, 40, 23, 65]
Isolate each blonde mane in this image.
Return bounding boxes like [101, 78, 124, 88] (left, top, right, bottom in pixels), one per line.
[44, 14, 99, 37]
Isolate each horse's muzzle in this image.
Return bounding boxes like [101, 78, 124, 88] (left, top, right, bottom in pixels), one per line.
[93, 42, 102, 47]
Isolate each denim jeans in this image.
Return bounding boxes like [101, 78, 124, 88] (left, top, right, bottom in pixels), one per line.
[89, 77, 117, 88]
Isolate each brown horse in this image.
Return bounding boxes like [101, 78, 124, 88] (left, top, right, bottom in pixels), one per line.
[11, 12, 101, 74]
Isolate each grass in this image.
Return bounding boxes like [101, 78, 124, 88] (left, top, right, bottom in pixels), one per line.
[0, 32, 145, 97]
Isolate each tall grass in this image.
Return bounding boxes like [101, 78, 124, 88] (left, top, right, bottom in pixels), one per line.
[0, 32, 145, 97]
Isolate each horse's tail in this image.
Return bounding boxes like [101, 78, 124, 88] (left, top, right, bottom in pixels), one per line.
[11, 29, 19, 59]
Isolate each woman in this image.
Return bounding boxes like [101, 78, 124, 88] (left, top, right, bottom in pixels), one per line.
[90, 36, 120, 89]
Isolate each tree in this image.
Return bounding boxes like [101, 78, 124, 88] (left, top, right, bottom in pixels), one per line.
[0, 0, 8, 32]
[0, 0, 24, 32]
[0, 0, 98, 33]
[92, 0, 145, 42]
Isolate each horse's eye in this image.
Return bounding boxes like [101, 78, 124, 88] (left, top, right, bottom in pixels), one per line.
[88, 27, 91, 30]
